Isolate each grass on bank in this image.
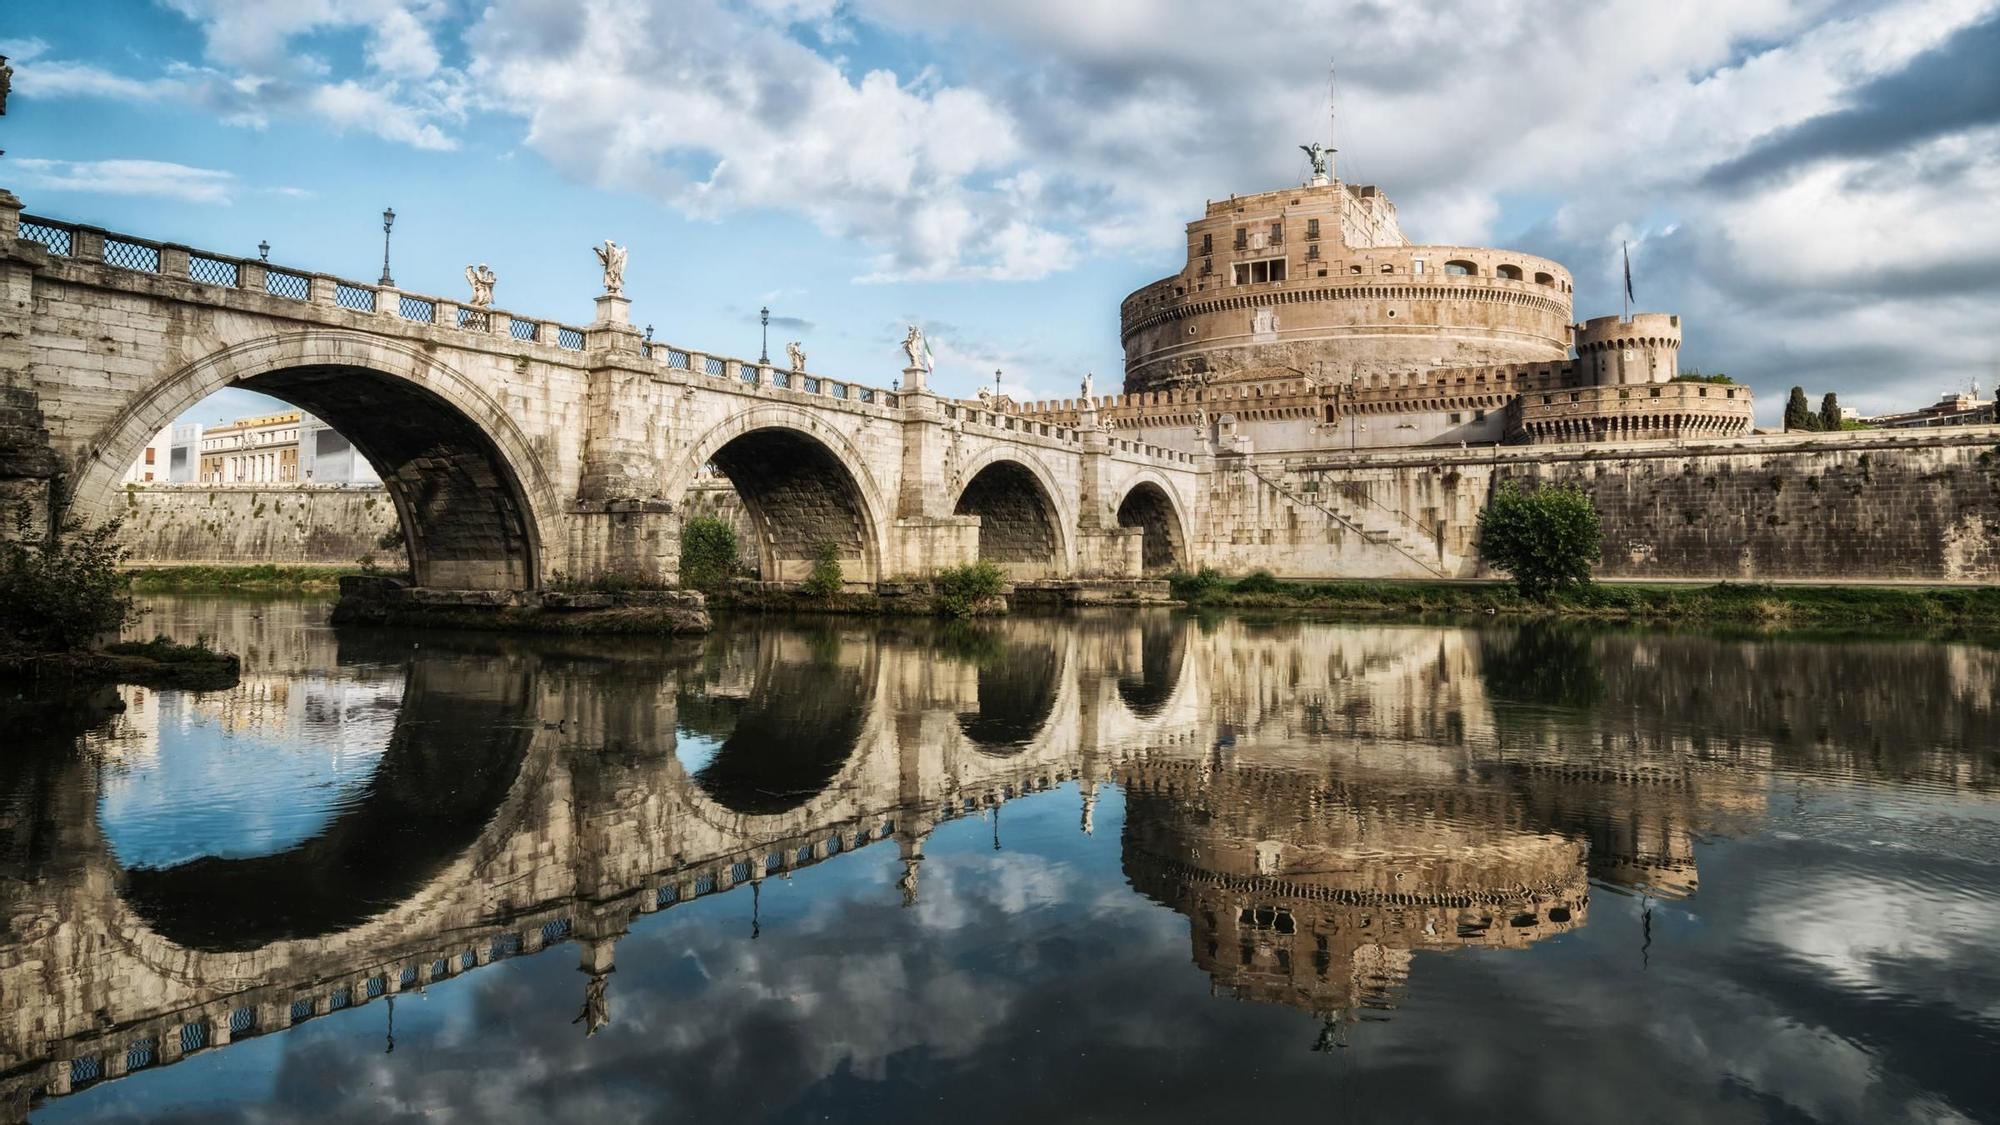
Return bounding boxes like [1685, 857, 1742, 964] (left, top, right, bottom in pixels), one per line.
[124, 564, 389, 592]
[1167, 568, 2000, 629]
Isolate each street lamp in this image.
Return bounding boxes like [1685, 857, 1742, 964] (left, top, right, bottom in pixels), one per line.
[759, 306, 770, 365]
[379, 207, 396, 287]
[257, 239, 270, 262]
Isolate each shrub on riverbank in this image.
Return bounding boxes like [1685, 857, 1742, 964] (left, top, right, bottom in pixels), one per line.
[1476, 482, 1601, 598]
[933, 561, 1006, 619]
[679, 517, 741, 591]
[0, 514, 132, 654]
[803, 543, 844, 598]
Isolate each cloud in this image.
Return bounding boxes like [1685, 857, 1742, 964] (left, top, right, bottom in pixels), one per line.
[10, 158, 238, 204]
[1705, 13, 2000, 187]
[463, 0, 1074, 281]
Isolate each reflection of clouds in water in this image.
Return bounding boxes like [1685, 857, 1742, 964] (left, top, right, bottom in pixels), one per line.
[92, 677, 400, 869]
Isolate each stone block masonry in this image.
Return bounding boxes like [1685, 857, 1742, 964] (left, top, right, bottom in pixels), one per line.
[112, 484, 400, 567]
[1232, 427, 2000, 583]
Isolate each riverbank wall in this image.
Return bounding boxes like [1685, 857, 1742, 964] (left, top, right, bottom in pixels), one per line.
[110, 484, 399, 567]
[1206, 426, 2000, 583]
[88, 430, 2000, 587]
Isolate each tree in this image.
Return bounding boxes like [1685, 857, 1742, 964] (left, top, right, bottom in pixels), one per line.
[1785, 386, 1816, 432]
[1820, 392, 1842, 432]
[678, 516, 740, 590]
[0, 510, 133, 654]
[1477, 481, 1602, 599]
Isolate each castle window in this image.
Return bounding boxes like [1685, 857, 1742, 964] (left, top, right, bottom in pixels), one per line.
[1497, 264, 1523, 281]
[1306, 218, 1320, 239]
[1235, 263, 1249, 285]
[1474, 409, 1487, 421]
[1306, 244, 1319, 260]
[1534, 271, 1555, 286]
[1234, 229, 1248, 250]
[1412, 259, 1425, 275]
[1201, 233, 1212, 255]
[1380, 263, 1394, 274]
[1269, 222, 1283, 244]
[1448, 412, 1463, 423]
[1349, 264, 1362, 275]
[1201, 258, 1212, 276]
[1444, 260, 1477, 276]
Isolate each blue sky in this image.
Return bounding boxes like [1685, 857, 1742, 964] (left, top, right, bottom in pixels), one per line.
[5, 0, 1999, 427]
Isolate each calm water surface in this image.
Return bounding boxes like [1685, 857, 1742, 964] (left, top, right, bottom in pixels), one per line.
[4, 597, 1999, 1123]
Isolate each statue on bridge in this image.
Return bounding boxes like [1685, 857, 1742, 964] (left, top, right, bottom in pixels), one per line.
[0, 56, 12, 116]
[902, 325, 931, 372]
[786, 341, 807, 372]
[463, 263, 497, 308]
[1080, 371, 1094, 402]
[593, 239, 627, 296]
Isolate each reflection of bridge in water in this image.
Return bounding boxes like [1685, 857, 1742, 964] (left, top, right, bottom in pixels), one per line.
[7, 611, 1999, 1114]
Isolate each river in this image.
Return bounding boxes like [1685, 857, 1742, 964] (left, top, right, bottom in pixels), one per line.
[4, 596, 1998, 1123]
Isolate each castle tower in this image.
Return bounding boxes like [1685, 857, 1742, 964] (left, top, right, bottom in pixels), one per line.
[1116, 152, 1575, 394]
[1574, 313, 1681, 387]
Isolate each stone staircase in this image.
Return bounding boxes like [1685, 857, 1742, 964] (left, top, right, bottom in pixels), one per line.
[1248, 465, 1446, 577]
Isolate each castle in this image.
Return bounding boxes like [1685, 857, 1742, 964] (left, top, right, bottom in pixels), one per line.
[1005, 154, 1756, 451]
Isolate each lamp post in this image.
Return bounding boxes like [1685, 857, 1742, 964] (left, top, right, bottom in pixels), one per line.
[759, 306, 770, 365]
[378, 207, 396, 287]
[257, 239, 270, 262]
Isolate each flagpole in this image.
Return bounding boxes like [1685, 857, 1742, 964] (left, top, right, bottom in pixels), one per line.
[1622, 240, 1632, 323]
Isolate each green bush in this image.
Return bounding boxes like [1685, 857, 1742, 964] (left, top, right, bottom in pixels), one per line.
[0, 510, 133, 654]
[934, 561, 1006, 619]
[802, 542, 844, 597]
[1476, 481, 1602, 599]
[1233, 569, 1283, 595]
[1168, 566, 1225, 602]
[679, 516, 741, 590]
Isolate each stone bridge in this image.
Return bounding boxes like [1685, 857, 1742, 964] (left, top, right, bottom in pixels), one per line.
[0, 188, 1203, 589]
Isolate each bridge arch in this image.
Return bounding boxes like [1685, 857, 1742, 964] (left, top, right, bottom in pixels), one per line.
[1114, 473, 1192, 574]
[950, 447, 1075, 579]
[670, 407, 891, 585]
[67, 331, 559, 590]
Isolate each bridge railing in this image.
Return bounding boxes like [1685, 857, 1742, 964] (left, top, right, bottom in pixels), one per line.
[16, 211, 930, 400]
[663, 348, 902, 411]
[17, 212, 599, 356]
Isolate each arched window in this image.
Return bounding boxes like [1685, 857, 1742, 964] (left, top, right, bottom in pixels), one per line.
[1444, 260, 1476, 276]
[1534, 271, 1555, 286]
[1496, 264, 1523, 281]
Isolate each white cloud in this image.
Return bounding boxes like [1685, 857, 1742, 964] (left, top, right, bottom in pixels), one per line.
[464, 0, 1072, 281]
[308, 79, 457, 150]
[11, 158, 238, 204]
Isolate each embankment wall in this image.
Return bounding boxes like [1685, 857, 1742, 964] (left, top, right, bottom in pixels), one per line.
[1206, 426, 2000, 582]
[112, 485, 399, 566]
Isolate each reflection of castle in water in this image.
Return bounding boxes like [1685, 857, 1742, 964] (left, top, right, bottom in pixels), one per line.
[5, 610, 1998, 1113]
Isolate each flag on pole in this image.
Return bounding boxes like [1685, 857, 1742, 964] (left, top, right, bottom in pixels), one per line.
[921, 334, 935, 374]
[1623, 241, 1635, 305]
